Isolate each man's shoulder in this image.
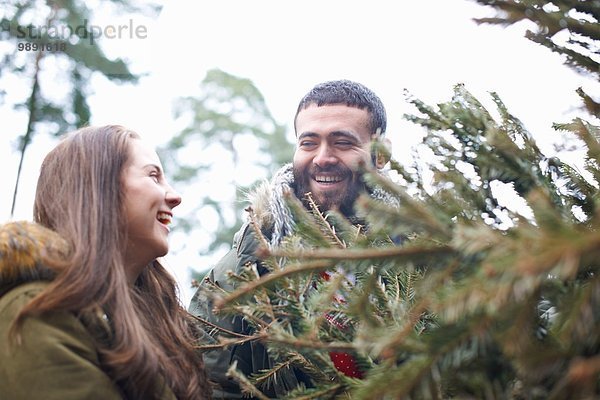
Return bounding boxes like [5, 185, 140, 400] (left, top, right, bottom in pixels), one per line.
[246, 163, 295, 229]
[214, 221, 270, 279]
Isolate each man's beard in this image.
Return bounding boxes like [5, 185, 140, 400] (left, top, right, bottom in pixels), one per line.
[293, 164, 366, 218]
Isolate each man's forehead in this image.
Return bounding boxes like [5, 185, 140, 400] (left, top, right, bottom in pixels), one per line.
[296, 105, 370, 135]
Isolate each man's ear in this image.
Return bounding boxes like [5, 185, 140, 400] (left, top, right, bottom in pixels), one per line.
[375, 137, 392, 169]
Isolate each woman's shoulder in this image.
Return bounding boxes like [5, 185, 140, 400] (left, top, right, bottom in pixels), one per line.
[0, 281, 97, 348]
[0, 281, 48, 317]
[0, 282, 125, 399]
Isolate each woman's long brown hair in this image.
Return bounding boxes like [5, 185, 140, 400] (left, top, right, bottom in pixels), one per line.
[18, 125, 211, 399]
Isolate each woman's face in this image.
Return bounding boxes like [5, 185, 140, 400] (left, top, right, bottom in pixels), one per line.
[121, 138, 181, 279]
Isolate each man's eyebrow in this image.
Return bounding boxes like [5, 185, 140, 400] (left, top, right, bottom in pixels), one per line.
[330, 130, 360, 141]
[298, 131, 361, 142]
[297, 132, 319, 140]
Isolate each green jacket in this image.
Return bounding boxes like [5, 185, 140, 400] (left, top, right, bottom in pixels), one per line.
[0, 221, 176, 400]
[189, 222, 311, 400]
[189, 164, 399, 398]
[189, 165, 312, 399]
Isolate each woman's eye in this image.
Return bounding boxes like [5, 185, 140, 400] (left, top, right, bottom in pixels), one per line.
[150, 172, 160, 182]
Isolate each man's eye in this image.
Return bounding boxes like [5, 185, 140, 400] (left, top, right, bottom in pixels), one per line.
[336, 141, 353, 147]
[300, 141, 316, 148]
[150, 172, 160, 182]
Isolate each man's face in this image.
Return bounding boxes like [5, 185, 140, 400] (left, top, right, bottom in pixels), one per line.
[293, 104, 373, 216]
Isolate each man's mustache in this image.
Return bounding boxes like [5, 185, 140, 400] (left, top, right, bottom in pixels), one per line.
[308, 165, 352, 177]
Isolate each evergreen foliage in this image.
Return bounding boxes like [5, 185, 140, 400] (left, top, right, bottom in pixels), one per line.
[197, 1, 600, 398]
[160, 68, 294, 278]
[472, 0, 600, 117]
[1, 0, 153, 216]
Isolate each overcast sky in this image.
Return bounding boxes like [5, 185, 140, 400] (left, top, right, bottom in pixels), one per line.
[3, 0, 598, 303]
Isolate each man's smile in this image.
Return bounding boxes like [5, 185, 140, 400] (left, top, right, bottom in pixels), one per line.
[313, 174, 345, 184]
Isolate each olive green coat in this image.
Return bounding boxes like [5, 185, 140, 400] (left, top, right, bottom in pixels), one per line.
[189, 165, 313, 399]
[189, 164, 399, 398]
[0, 221, 176, 400]
[189, 222, 310, 400]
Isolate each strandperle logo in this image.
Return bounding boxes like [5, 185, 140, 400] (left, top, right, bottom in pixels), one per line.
[6, 19, 148, 45]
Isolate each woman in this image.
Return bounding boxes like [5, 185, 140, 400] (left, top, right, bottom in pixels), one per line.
[0, 125, 212, 399]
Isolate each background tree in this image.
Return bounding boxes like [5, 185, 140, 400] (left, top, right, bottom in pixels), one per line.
[159, 68, 294, 281]
[473, 0, 600, 117]
[197, 1, 600, 398]
[1, 0, 158, 217]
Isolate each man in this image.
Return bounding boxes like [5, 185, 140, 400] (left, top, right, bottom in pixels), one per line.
[190, 79, 394, 399]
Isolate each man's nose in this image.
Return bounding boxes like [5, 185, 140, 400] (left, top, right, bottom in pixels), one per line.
[313, 144, 338, 167]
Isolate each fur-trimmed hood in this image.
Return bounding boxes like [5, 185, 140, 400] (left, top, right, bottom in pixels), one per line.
[0, 221, 68, 297]
[246, 163, 399, 247]
[248, 164, 296, 247]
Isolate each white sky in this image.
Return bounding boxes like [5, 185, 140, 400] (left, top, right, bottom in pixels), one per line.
[2, 0, 598, 304]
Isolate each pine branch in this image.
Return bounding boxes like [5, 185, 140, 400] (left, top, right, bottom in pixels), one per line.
[280, 384, 345, 400]
[246, 205, 273, 256]
[214, 260, 334, 310]
[196, 334, 262, 351]
[566, 355, 600, 390]
[251, 358, 296, 387]
[576, 88, 600, 118]
[376, 259, 461, 361]
[190, 314, 255, 339]
[226, 361, 271, 400]
[263, 244, 454, 262]
[303, 192, 347, 249]
[352, 356, 438, 399]
[265, 334, 358, 354]
[202, 36, 600, 395]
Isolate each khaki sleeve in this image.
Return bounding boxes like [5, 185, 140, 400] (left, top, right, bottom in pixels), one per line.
[0, 283, 123, 400]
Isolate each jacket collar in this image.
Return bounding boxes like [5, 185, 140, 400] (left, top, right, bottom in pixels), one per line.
[0, 221, 68, 297]
[246, 163, 399, 247]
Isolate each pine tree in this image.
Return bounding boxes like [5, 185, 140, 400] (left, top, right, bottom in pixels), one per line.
[159, 68, 293, 282]
[472, 0, 600, 117]
[197, 2, 600, 398]
[1, 0, 154, 216]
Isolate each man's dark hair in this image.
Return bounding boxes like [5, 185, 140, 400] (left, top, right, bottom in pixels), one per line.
[294, 79, 387, 136]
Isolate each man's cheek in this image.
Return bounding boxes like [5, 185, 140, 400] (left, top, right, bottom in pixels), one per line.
[349, 150, 371, 169]
[347, 160, 365, 172]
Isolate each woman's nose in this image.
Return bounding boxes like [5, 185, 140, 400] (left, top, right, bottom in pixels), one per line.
[165, 186, 182, 208]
